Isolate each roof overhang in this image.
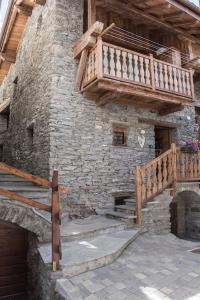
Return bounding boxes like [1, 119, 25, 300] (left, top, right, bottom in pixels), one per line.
[0, 0, 46, 85]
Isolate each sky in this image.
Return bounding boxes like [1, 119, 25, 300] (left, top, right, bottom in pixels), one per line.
[0, 0, 199, 33]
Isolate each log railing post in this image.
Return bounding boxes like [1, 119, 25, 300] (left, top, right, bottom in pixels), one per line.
[171, 143, 177, 197]
[52, 170, 61, 271]
[150, 54, 156, 91]
[135, 166, 142, 225]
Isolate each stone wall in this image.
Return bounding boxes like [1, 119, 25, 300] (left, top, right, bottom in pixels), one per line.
[48, 0, 198, 215]
[0, 0, 198, 216]
[0, 1, 58, 178]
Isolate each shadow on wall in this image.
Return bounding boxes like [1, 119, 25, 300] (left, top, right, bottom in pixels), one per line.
[170, 191, 200, 240]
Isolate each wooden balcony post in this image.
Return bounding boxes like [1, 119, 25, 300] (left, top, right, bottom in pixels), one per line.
[88, 0, 96, 28]
[189, 69, 195, 100]
[149, 54, 155, 91]
[52, 170, 62, 271]
[97, 37, 103, 79]
[171, 143, 177, 197]
[135, 166, 142, 225]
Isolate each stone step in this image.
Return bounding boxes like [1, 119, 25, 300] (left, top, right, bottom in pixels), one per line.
[115, 204, 135, 214]
[61, 216, 127, 242]
[106, 210, 136, 221]
[39, 229, 140, 278]
[124, 198, 136, 205]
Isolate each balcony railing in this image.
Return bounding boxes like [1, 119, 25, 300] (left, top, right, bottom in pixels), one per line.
[82, 40, 194, 100]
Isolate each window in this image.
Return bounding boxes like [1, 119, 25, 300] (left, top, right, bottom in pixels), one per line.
[113, 127, 128, 146]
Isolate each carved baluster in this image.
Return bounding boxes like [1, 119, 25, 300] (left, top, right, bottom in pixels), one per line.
[139, 56, 145, 84]
[181, 70, 187, 95]
[177, 69, 182, 94]
[194, 153, 198, 178]
[152, 163, 158, 194]
[198, 152, 200, 177]
[103, 45, 109, 75]
[145, 58, 151, 85]
[128, 53, 133, 81]
[133, 54, 139, 82]
[173, 67, 178, 92]
[122, 51, 128, 80]
[110, 47, 116, 77]
[186, 71, 191, 96]
[116, 49, 121, 78]
[163, 156, 167, 186]
[168, 65, 174, 92]
[164, 64, 169, 90]
[154, 61, 159, 88]
[146, 167, 152, 199]
[158, 159, 162, 190]
[159, 62, 164, 89]
[140, 168, 146, 203]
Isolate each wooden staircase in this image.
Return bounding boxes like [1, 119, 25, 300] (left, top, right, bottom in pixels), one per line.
[135, 143, 200, 224]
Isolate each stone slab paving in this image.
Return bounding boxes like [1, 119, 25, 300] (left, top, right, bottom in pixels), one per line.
[56, 234, 200, 300]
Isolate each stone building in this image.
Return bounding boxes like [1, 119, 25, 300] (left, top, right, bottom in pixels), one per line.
[1, 0, 200, 298]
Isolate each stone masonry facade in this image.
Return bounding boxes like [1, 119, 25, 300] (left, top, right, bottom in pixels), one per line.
[0, 0, 199, 218]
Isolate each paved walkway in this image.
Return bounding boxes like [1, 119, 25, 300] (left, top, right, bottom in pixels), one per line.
[56, 234, 200, 300]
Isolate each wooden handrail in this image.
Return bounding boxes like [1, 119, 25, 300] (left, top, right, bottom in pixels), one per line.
[0, 162, 69, 193]
[134, 144, 200, 224]
[0, 163, 69, 271]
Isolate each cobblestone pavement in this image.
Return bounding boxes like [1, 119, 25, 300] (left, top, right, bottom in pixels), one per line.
[58, 234, 200, 300]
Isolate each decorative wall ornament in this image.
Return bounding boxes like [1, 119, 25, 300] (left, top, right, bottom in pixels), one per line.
[138, 129, 146, 148]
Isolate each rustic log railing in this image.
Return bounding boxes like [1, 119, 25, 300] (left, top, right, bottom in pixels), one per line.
[0, 162, 69, 271]
[82, 39, 194, 100]
[134, 144, 200, 224]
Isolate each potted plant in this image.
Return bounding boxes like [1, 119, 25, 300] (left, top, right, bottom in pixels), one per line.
[181, 139, 199, 153]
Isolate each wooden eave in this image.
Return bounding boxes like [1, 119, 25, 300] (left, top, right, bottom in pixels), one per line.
[0, 0, 46, 84]
[95, 0, 200, 44]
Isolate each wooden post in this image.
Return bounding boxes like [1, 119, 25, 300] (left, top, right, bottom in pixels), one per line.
[149, 54, 155, 91]
[75, 49, 89, 91]
[171, 143, 177, 197]
[52, 170, 61, 271]
[88, 0, 96, 28]
[135, 166, 142, 225]
[97, 37, 103, 79]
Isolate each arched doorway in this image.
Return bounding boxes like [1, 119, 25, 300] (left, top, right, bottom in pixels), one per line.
[0, 221, 28, 299]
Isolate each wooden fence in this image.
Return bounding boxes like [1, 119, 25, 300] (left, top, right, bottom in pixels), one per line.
[0, 162, 69, 271]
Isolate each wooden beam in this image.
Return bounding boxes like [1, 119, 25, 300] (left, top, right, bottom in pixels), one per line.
[138, 118, 180, 128]
[97, 79, 194, 105]
[103, 0, 200, 45]
[88, 0, 96, 28]
[75, 49, 89, 90]
[158, 104, 184, 115]
[15, 4, 32, 16]
[166, 0, 200, 21]
[0, 52, 16, 64]
[96, 91, 119, 106]
[73, 21, 104, 59]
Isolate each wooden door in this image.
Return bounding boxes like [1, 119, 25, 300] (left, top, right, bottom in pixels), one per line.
[155, 126, 172, 156]
[0, 221, 28, 300]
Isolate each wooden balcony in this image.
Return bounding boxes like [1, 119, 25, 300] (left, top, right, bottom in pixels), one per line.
[81, 39, 195, 114]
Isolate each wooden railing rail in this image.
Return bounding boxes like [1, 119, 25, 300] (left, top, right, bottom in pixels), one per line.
[0, 163, 69, 271]
[135, 143, 177, 224]
[82, 40, 194, 101]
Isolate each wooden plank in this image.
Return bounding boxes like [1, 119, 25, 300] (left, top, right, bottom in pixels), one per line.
[73, 21, 104, 59]
[138, 118, 179, 128]
[52, 170, 61, 271]
[75, 49, 89, 91]
[0, 188, 51, 212]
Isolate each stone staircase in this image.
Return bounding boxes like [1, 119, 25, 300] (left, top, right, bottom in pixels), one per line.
[106, 196, 137, 224]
